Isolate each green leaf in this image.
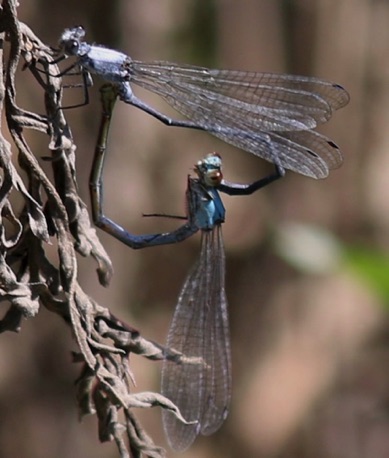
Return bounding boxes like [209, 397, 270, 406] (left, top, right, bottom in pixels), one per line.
[344, 246, 389, 307]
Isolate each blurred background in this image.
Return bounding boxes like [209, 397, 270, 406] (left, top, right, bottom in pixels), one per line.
[1, 0, 389, 457]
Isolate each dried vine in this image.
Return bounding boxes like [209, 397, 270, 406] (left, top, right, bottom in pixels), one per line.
[0, 2, 189, 457]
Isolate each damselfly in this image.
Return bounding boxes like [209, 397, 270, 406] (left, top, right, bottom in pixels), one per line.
[59, 26, 349, 179]
[91, 84, 284, 451]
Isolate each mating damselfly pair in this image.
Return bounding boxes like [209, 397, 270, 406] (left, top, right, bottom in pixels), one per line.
[51, 26, 349, 451]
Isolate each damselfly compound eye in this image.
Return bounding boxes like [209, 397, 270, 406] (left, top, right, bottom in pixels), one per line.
[194, 154, 223, 186]
[204, 169, 223, 187]
[63, 39, 79, 55]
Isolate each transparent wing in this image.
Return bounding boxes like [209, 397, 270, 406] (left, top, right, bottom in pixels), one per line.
[161, 227, 231, 451]
[129, 62, 349, 178]
[130, 62, 349, 130]
[201, 227, 231, 435]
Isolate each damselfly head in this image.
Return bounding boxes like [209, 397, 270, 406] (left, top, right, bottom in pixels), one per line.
[59, 26, 85, 56]
[194, 152, 223, 187]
